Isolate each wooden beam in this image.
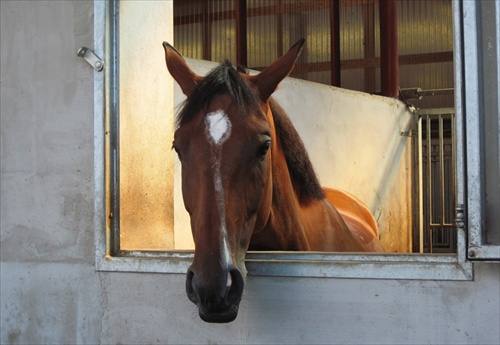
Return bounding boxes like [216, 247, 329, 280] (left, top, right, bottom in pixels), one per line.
[235, 0, 247, 67]
[330, 0, 341, 86]
[380, 0, 399, 98]
[254, 51, 453, 73]
[363, 1, 376, 92]
[202, 0, 211, 61]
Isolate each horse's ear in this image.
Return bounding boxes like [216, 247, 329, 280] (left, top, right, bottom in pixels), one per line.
[163, 42, 202, 96]
[250, 38, 305, 101]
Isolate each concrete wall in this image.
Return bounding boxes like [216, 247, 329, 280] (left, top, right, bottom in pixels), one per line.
[1, 1, 499, 344]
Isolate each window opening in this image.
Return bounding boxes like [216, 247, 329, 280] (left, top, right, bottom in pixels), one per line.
[95, 0, 487, 279]
[111, 0, 457, 253]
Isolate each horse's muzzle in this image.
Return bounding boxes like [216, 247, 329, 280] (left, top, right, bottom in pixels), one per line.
[186, 267, 244, 323]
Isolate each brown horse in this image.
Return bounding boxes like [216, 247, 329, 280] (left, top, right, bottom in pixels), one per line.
[163, 39, 384, 323]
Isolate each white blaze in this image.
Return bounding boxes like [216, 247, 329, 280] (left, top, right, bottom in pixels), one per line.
[206, 109, 231, 145]
[205, 110, 232, 268]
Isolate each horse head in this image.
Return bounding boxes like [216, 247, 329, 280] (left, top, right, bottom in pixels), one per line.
[163, 39, 304, 323]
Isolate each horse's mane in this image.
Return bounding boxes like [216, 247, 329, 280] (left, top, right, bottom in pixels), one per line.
[269, 98, 325, 204]
[176, 60, 324, 204]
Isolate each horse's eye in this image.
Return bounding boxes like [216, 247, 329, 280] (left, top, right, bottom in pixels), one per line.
[172, 144, 182, 161]
[257, 140, 271, 158]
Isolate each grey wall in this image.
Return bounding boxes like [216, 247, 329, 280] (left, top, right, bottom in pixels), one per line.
[1, 1, 499, 344]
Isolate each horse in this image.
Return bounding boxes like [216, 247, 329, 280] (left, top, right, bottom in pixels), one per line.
[163, 38, 384, 323]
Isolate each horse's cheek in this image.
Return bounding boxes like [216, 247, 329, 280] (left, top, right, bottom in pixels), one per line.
[180, 172, 193, 214]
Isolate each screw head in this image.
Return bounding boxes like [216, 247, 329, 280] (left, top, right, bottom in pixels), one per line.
[468, 249, 476, 258]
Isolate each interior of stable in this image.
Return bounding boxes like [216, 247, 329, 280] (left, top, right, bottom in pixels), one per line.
[115, 0, 456, 254]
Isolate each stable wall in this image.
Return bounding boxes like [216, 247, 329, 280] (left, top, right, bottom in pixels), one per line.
[1, 1, 499, 344]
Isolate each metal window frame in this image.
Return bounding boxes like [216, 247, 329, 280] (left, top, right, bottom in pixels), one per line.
[93, 0, 479, 280]
[460, 0, 500, 261]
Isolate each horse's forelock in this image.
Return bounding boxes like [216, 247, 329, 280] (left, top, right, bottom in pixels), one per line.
[176, 61, 262, 128]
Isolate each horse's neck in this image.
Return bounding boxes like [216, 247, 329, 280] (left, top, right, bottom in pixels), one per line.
[260, 171, 366, 252]
[250, 101, 316, 250]
[250, 100, 363, 252]
[250, 127, 312, 251]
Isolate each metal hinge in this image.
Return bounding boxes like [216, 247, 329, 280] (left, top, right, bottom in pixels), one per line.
[455, 204, 477, 257]
[77, 47, 104, 71]
[455, 204, 465, 229]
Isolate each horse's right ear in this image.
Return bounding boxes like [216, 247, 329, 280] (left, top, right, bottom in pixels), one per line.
[163, 42, 202, 96]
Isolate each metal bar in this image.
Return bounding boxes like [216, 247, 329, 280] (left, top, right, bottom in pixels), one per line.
[379, 0, 399, 98]
[108, 0, 120, 256]
[427, 116, 433, 253]
[94, 0, 107, 264]
[400, 88, 454, 100]
[451, 113, 457, 226]
[329, 0, 341, 86]
[462, 0, 483, 256]
[418, 88, 454, 97]
[427, 116, 432, 230]
[418, 117, 424, 253]
[439, 115, 446, 225]
[417, 108, 455, 116]
[235, 0, 247, 67]
[429, 224, 456, 228]
[451, 0, 468, 264]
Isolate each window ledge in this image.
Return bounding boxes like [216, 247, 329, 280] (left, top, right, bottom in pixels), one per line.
[95, 251, 473, 281]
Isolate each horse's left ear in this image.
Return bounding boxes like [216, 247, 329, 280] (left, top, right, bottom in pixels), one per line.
[163, 42, 202, 96]
[250, 38, 305, 101]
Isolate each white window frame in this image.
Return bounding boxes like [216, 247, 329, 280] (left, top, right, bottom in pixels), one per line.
[92, 0, 499, 281]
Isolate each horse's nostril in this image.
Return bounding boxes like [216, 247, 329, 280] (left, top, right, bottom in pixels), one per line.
[185, 269, 197, 303]
[185, 267, 245, 323]
[227, 269, 244, 303]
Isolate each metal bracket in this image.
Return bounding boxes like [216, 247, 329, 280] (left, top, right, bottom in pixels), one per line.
[400, 130, 415, 137]
[400, 87, 454, 101]
[77, 47, 104, 71]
